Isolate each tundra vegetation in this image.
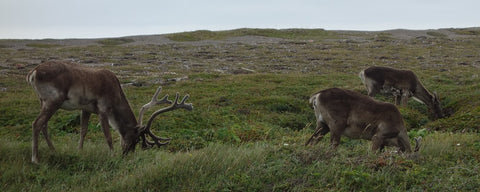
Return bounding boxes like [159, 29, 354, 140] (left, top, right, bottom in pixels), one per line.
[1, 28, 480, 191]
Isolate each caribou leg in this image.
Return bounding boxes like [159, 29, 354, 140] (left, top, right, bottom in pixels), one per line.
[98, 113, 113, 151]
[79, 111, 91, 150]
[32, 103, 58, 163]
[306, 122, 330, 146]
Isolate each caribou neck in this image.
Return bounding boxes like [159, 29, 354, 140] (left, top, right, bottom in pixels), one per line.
[413, 82, 434, 107]
[413, 82, 443, 119]
[109, 89, 138, 135]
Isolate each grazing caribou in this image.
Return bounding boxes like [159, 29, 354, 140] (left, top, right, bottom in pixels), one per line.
[305, 88, 419, 153]
[27, 61, 193, 163]
[359, 66, 443, 119]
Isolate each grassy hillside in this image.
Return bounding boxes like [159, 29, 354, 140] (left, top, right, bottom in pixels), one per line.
[1, 28, 480, 191]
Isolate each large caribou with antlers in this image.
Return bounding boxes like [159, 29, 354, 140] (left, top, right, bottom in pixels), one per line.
[27, 61, 192, 163]
[305, 88, 420, 153]
[359, 66, 443, 119]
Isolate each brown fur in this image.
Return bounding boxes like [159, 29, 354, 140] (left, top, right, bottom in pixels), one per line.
[359, 66, 443, 119]
[305, 88, 412, 153]
[27, 61, 139, 163]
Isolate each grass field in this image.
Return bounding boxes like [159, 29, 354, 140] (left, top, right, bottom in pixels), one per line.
[1, 28, 480, 191]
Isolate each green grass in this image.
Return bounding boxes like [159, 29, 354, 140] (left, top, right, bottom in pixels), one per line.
[166, 28, 337, 41]
[1, 132, 479, 191]
[26, 43, 63, 48]
[449, 28, 480, 35]
[96, 38, 135, 45]
[1, 28, 480, 191]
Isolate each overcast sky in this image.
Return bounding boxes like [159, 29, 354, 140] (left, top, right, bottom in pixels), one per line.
[1, 0, 478, 39]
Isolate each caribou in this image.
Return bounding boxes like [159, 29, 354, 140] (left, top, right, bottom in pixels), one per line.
[359, 66, 443, 119]
[305, 88, 420, 153]
[27, 61, 192, 163]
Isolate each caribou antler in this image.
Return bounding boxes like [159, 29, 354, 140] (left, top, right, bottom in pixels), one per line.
[138, 87, 173, 127]
[138, 87, 193, 149]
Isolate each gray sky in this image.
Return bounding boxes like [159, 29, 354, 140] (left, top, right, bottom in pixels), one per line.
[1, 0, 478, 39]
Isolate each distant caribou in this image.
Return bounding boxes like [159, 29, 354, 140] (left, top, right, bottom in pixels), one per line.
[27, 61, 193, 163]
[305, 88, 420, 153]
[359, 66, 443, 119]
